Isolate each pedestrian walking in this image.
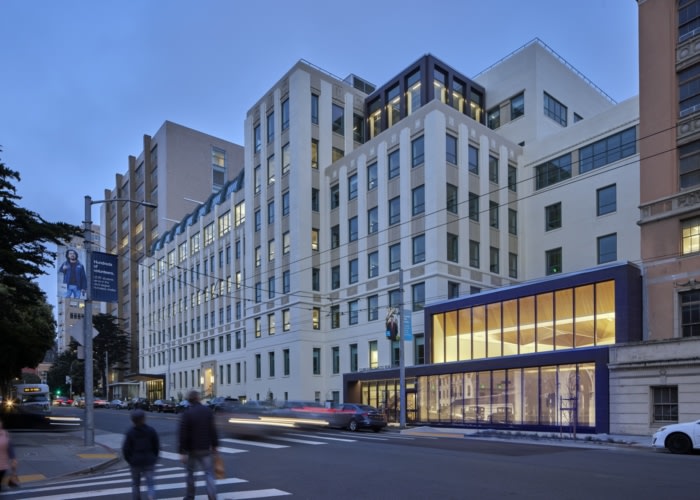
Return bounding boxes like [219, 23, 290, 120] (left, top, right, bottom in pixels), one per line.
[178, 390, 219, 500]
[122, 409, 160, 500]
[0, 419, 18, 491]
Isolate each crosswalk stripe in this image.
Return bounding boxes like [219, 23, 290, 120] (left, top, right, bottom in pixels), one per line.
[159, 488, 291, 499]
[221, 437, 288, 449]
[18, 477, 247, 500]
[286, 432, 356, 442]
[268, 436, 327, 445]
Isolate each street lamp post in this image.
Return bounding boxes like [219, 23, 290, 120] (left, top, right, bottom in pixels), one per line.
[83, 195, 156, 446]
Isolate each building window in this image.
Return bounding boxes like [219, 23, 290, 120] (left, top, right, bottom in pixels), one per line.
[312, 268, 320, 291]
[267, 154, 275, 185]
[447, 233, 459, 263]
[446, 183, 458, 214]
[579, 127, 636, 174]
[281, 98, 289, 131]
[331, 305, 340, 328]
[368, 207, 378, 234]
[510, 92, 524, 119]
[408, 233, 425, 265]
[468, 145, 479, 174]
[368, 251, 379, 278]
[448, 281, 460, 299]
[387, 84, 401, 127]
[536, 153, 572, 190]
[489, 201, 499, 228]
[283, 231, 291, 254]
[282, 143, 290, 175]
[508, 209, 517, 235]
[414, 334, 425, 365]
[489, 246, 499, 273]
[597, 184, 617, 216]
[508, 165, 517, 192]
[311, 188, 319, 212]
[268, 200, 275, 224]
[389, 243, 401, 271]
[348, 258, 359, 284]
[348, 300, 359, 325]
[389, 196, 400, 225]
[652, 386, 678, 423]
[597, 233, 617, 264]
[545, 202, 562, 231]
[331, 265, 340, 289]
[312, 348, 321, 375]
[255, 354, 261, 378]
[509, 252, 518, 279]
[348, 216, 358, 242]
[354, 113, 365, 143]
[332, 103, 344, 135]
[330, 184, 340, 209]
[350, 344, 358, 372]
[367, 294, 379, 321]
[388, 149, 400, 179]
[311, 139, 318, 169]
[254, 209, 261, 232]
[332, 346, 340, 374]
[312, 307, 320, 330]
[546, 248, 562, 275]
[489, 155, 499, 183]
[446, 134, 457, 164]
[468, 192, 479, 221]
[412, 185, 425, 216]
[268, 276, 276, 298]
[267, 111, 275, 143]
[367, 162, 378, 190]
[487, 106, 500, 129]
[283, 309, 290, 331]
[255, 317, 262, 338]
[543, 92, 567, 126]
[254, 124, 261, 153]
[283, 349, 290, 376]
[679, 63, 700, 117]
[311, 229, 319, 251]
[679, 139, 700, 188]
[412, 282, 425, 311]
[311, 93, 319, 124]
[682, 217, 700, 254]
[331, 225, 340, 249]
[369, 340, 378, 369]
[406, 69, 422, 114]
[348, 173, 358, 200]
[469, 240, 480, 268]
[681, 290, 700, 337]
[283, 270, 290, 293]
[412, 135, 425, 167]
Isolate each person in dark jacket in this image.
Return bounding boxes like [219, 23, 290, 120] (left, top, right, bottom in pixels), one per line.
[122, 409, 160, 500]
[178, 390, 218, 500]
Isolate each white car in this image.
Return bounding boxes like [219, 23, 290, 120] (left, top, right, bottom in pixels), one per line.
[109, 399, 128, 410]
[651, 419, 700, 454]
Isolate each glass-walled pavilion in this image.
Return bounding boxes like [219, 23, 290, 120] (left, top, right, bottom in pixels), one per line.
[344, 263, 642, 434]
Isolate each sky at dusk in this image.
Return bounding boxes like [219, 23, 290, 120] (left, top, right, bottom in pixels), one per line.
[0, 0, 639, 306]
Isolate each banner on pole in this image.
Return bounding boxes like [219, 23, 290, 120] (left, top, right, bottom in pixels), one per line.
[91, 251, 119, 303]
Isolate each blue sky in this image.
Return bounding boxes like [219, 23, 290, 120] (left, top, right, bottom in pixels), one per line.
[0, 0, 638, 304]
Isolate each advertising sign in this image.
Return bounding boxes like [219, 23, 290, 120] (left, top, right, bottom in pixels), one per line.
[91, 251, 119, 303]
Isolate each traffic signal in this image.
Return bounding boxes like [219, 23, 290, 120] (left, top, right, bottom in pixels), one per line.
[56, 389, 61, 396]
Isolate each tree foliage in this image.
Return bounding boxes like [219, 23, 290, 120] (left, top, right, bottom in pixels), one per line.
[93, 313, 130, 397]
[46, 340, 84, 397]
[0, 153, 81, 387]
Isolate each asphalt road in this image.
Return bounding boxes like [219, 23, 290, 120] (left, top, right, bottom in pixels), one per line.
[9, 406, 699, 500]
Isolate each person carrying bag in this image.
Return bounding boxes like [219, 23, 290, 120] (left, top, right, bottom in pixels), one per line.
[0, 419, 19, 490]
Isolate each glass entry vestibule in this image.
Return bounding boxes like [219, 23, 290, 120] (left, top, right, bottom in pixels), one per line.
[343, 263, 642, 434]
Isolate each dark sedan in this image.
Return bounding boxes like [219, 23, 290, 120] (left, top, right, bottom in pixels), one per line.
[332, 403, 387, 432]
[151, 399, 177, 413]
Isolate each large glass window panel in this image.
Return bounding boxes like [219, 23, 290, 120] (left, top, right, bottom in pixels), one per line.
[536, 292, 554, 352]
[507, 369, 522, 425]
[386, 84, 401, 127]
[458, 308, 472, 361]
[432, 313, 445, 363]
[407, 70, 422, 114]
[555, 288, 574, 350]
[491, 370, 509, 424]
[438, 374, 452, 423]
[595, 280, 616, 344]
[502, 299, 518, 355]
[472, 305, 486, 359]
[522, 367, 539, 425]
[434, 68, 448, 104]
[478, 371, 493, 423]
[578, 363, 596, 427]
[486, 303, 502, 358]
[573, 285, 595, 347]
[450, 373, 465, 424]
[540, 366, 558, 425]
[559, 365, 579, 428]
[445, 311, 458, 362]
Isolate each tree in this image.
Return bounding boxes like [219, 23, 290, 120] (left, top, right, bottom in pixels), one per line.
[0, 153, 81, 388]
[46, 340, 84, 397]
[93, 313, 130, 398]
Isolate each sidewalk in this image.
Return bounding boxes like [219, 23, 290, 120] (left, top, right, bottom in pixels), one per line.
[9, 429, 122, 485]
[7, 426, 651, 487]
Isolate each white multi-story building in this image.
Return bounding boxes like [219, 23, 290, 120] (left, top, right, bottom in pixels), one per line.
[139, 39, 640, 432]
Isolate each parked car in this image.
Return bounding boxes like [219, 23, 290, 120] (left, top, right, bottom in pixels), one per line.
[93, 398, 109, 408]
[652, 419, 700, 454]
[109, 399, 128, 410]
[175, 400, 191, 413]
[208, 397, 239, 413]
[128, 397, 150, 411]
[151, 399, 177, 413]
[52, 397, 67, 407]
[332, 403, 387, 432]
